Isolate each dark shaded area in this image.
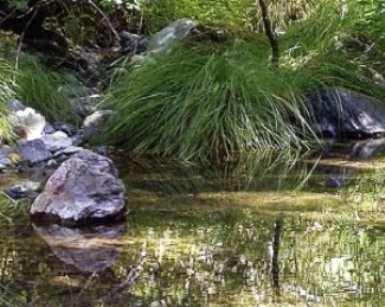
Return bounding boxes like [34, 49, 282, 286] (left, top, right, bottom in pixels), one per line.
[305, 87, 385, 139]
[0, 1, 69, 54]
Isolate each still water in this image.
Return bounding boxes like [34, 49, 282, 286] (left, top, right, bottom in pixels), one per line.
[2, 140, 385, 306]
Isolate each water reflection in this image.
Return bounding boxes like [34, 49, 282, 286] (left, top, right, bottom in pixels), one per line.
[33, 223, 125, 273]
[2, 142, 385, 305]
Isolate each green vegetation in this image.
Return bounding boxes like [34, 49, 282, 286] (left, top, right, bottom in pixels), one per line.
[99, 0, 385, 161]
[15, 56, 78, 123]
[101, 40, 323, 160]
[0, 58, 16, 140]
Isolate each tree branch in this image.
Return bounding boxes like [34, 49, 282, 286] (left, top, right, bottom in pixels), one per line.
[258, 0, 279, 68]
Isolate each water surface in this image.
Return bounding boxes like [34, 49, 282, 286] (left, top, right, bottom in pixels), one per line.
[2, 141, 385, 306]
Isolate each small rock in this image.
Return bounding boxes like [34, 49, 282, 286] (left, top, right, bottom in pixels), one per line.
[0, 145, 12, 157]
[5, 182, 40, 199]
[76, 110, 115, 144]
[43, 123, 55, 134]
[51, 122, 77, 136]
[16, 139, 52, 164]
[120, 31, 148, 54]
[41, 131, 73, 152]
[46, 159, 59, 168]
[0, 157, 14, 170]
[7, 99, 26, 111]
[53, 146, 83, 158]
[69, 95, 101, 118]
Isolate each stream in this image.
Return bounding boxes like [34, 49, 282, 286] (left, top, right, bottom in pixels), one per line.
[1, 140, 385, 306]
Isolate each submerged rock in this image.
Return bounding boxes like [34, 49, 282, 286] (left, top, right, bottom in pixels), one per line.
[30, 149, 126, 226]
[305, 87, 385, 138]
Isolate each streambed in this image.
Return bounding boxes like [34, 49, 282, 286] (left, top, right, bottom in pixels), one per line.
[1, 142, 385, 306]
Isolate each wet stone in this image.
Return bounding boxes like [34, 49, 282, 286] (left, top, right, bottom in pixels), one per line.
[305, 87, 385, 138]
[53, 146, 83, 158]
[30, 149, 126, 226]
[0, 157, 14, 170]
[51, 122, 77, 137]
[16, 139, 52, 165]
[5, 182, 40, 200]
[41, 131, 73, 152]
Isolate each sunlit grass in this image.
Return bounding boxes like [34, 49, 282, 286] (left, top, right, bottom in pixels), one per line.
[101, 0, 385, 162]
[101, 40, 327, 161]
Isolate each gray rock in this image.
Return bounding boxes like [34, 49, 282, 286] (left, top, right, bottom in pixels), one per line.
[41, 131, 73, 152]
[75, 110, 115, 144]
[0, 145, 12, 157]
[0, 157, 14, 170]
[16, 139, 52, 164]
[147, 18, 197, 54]
[120, 31, 148, 54]
[43, 123, 55, 134]
[7, 99, 26, 112]
[33, 223, 125, 272]
[51, 122, 77, 136]
[305, 87, 385, 138]
[5, 181, 41, 199]
[46, 159, 59, 168]
[53, 146, 83, 158]
[69, 94, 101, 118]
[30, 149, 126, 225]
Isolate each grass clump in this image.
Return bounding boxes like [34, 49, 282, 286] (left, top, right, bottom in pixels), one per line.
[101, 40, 323, 161]
[0, 57, 17, 140]
[102, 0, 385, 162]
[15, 55, 77, 123]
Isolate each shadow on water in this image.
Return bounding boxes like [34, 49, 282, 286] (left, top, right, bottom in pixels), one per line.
[2, 139, 385, 305]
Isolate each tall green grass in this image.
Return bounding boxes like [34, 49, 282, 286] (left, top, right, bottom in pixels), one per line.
[15, 55, 78, 123]
[0, 58, 16, 140]
[101, 0, 385, 161]
[100, 40, 324, 161]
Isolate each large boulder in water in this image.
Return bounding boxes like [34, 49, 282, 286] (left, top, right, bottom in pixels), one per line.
[30, 149, 126, 226]
[305, 87, 385, 138]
